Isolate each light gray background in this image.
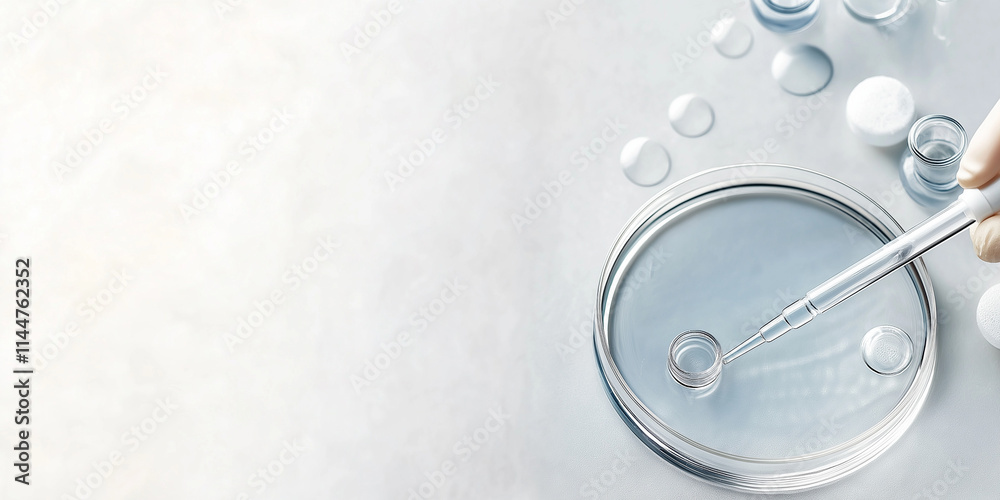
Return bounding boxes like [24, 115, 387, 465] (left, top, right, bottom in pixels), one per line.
[0, 0, 997, 499]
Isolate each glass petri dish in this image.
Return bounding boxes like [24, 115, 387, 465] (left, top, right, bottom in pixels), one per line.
[594, 165, 935, 492]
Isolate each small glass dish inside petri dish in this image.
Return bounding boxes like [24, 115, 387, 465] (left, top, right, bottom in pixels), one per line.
[668, 330, 723, 388]
[861, 326, 913, 375]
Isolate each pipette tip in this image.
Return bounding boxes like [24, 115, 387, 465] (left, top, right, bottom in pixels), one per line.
[722, 333, 765, 364]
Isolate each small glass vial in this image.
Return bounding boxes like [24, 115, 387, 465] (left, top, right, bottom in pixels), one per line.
[751, 0, 820, 33]
[900, 115, 968, 207]
[934, 0, 956, 43]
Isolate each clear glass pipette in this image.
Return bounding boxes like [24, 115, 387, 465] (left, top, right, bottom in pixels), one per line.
[722, 182, 1000, 364]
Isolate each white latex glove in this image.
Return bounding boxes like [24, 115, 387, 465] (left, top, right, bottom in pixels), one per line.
[958, 99, 1000, 262]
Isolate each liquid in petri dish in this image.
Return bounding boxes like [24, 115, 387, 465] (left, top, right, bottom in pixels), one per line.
[711, 18, 754, 58]
[668, 94, 715, 138]
[772, 44, 833, 96]
[620, 138, 671, 187]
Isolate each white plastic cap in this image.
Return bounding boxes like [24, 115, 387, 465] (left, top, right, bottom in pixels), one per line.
[976, 284, 1000, 349]
[846, 76, 915, 147]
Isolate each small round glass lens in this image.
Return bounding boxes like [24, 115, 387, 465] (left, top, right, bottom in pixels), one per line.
[772, 44, 833, 96]
[620, 137, 671, 187]
[668, 94, 715, 138]
[711, 18, 754, 58]
[861, 325, 913, 376]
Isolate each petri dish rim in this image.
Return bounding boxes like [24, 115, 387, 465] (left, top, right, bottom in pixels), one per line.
[592, 164, 936, 492]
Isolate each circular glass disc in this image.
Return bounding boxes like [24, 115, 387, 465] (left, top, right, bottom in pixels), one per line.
[711, 18, 754, 58]
[620, 138, 671, 186]
[594, 165, 935, 492]
[668, 94, 715, 138]
[772, 44, 833, 96]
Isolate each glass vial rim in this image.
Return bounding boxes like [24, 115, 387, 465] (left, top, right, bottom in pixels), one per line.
[908, 114, 967, 167]
[763, 0, 816, 14]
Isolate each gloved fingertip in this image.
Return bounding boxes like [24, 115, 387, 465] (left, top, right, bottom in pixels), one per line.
[978, 246, 1000, 263]
[972, 218, 1000, 262]
[957, 166, 978, 188]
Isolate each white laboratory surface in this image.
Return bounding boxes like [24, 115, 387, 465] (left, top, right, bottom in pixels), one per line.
[0, 0, 998, 499]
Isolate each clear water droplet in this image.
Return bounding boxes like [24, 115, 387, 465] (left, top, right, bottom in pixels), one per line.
[668, 94, 715, 138]
[772, 44, 833, 96]
[861, 326, 913, 376]
[711, 18, 754, 58]
[620, 137, 671, 186]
